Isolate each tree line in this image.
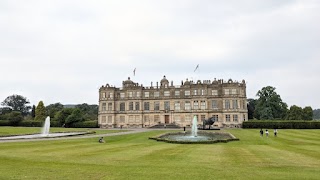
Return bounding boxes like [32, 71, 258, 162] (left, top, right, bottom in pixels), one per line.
[0, 94, 98, 127]
[248, 86, 314, 120]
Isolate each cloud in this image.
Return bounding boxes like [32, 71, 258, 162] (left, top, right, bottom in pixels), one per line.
[0, 0, 319, 108]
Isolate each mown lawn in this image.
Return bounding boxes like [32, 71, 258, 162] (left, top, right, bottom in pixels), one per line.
[0, 126, 128, 136]
[0, 129, 319, 180]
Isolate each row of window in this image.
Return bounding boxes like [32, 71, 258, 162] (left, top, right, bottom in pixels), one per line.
[101, 114, 244, 124]
[101, 99, 244, 111]
[101, 88, 240, 99]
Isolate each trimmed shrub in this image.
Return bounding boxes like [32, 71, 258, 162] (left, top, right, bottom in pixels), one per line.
[243, 120, 320, 129]
[70, 120, 98, 128]
[18, 120, 43, 127]
[0, 120, 10, 126]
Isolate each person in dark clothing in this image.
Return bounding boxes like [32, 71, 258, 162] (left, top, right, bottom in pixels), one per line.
[260, 129, 263, 137]
[98, 137, 105, 143]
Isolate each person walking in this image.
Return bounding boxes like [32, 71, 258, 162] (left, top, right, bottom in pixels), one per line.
[274, 129, 278, 137]
[266, 129, 269, 137]
[260, 129, 263, 137]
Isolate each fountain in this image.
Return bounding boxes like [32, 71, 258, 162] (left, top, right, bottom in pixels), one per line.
[149, 115, 239, 144]
[0, 116, 91, 140]
[41, 116, 50, 136]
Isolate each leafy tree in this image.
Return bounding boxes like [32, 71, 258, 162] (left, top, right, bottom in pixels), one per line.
[255, 86, 288, 120]
[302, 106, 313, 120]
[54, 108, 73, 126]
[7, 111, 23, 126]
[65, 108, 84, 127]
[314, 109, 320, 120]
[31, 105, 36, 118]
[286, 105, 303, 120]
[75, 103, 98, 120]
[46, 103, 64, 118]
[35, 101, 46, 121]
[247, 99, 257, 119]
[1, 94, 31, 115]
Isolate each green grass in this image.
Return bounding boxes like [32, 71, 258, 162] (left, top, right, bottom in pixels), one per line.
[0, 129, 319, 180]
[0, 126, 128, 136]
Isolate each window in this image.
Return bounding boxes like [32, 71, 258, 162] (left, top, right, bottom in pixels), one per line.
[144, 115, 149, 123]
[120, 116, 125, 123]
[102, 93, 106, 98]
[212, 115, 218, 122]
[101, 116, 106, 123]
[185, 91, 190, 96]
[164, 91, 170, 96]
[154, 115, 160, 123]
[233, 100, 238, 109]
[193, 89, 197, 95]
[185, 115, 191, 122]
[128, 91, 133, 98]
[174, 115, 180, 122]
[102, 103, 106, 111]
[212, 90, 218, 95]
[225, 100, 230, 109]
[108, 116, 112, 123]
[201, 115, 206, 122]
[175, 90, 180, 96]
[224, 89, 230, 95]
[120, 92, 125, 98]
[154, 101, 160, 111]
[200, 101, 206, 110]
[164, 101, 170, 110]
[109, 93, 113, 99]
[154, 91, 160, 97]
[135, 102, 140, 110]
[135, 115, 140, 123]
[185, 101, 191, 110]
[243, 114, 246, 121]
[193, 101, 199, 110]
[136, 91, 141, 97]
[233, 115, 238, 122]
[129, 115, 134, 123]
[201, 89, 206, 95]
[144, 92, 149, 98]
[231, 89, 237, 95]
[129, 102, 134, 110]
[120, 103, 125, 111]
[108, 103, 112, 111]
[175, 101, 180, 110]
[144, 102, 150, 111]
[212, 100, 218, 109]
[226, 115, 231, 122]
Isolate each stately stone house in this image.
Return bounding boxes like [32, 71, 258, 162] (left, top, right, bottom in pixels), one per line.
[98, 76, 248, 128]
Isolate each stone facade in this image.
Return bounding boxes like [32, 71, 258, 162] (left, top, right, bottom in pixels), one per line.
[98, 76, 248, 128]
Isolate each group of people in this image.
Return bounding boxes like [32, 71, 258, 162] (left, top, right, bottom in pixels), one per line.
[260, 128, 277, 137]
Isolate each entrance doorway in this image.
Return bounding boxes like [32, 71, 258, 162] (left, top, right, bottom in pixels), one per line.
[165, 115, 169, 124]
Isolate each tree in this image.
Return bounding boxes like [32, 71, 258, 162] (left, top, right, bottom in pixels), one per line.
[31, 105, 36, 118]
[1, 94, 31, 115]
[247, 98, 257, 119]
[7, 111, 23, 126]
[65, 108, 84, 127]
[313, 109, 320, 120]
[286, 105, 303, 120]
[75, 103, 98, 120]
[54, 108, 74, 126]
[35, 101, 46, 121]
[255, 86, 288, 120]
[302, 106, 313, 120]
[46, 103, 64, 118]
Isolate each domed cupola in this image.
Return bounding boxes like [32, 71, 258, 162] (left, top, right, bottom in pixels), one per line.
[160, 75, 169, 88]
[184, 78, 191, 86]
[123, 77, 135, 87]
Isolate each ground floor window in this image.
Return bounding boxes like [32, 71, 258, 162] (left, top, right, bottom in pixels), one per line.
[233, 115, 238, 122]
[107, 116, 112, 123]
[226, 115, 231, 122]
[154, 115, 160, 123]
[201, 115, 206, 122]
[101, 116, 106, 123]
[120, 116, 125, 123]
[212, 115, 218, 122]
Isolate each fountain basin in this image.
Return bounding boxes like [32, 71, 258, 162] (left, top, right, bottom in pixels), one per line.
[149, 131, 239, 144]
[0, 132, 93, 140]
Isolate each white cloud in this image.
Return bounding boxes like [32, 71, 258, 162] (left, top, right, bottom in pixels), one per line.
[0, 0, 319, 108]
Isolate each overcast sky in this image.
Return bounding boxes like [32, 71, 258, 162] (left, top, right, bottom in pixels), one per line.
[0, 0, 319, 109]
